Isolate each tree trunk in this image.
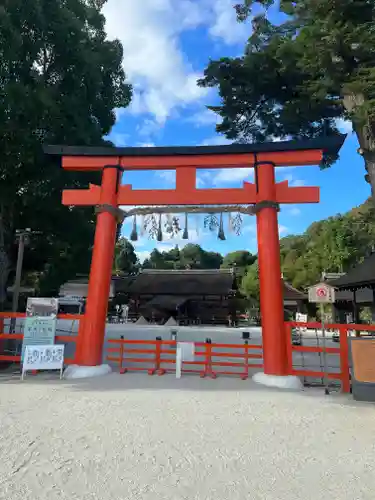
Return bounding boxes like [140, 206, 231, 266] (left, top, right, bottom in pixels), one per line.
[0, 215, 10, 308]
[343, 91, 375, 200]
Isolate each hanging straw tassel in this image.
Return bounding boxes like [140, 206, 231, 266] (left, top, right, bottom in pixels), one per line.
[140, 215, 145, 236]
[218, 213, 226, 240]
[157, 214, 163, 241]
[195, 214, 199, 236]
[130, 215, 138, 241]
[228, 213, 234, 233]
[182, 213, 189, 239]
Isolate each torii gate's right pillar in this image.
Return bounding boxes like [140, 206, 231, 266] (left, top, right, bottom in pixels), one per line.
[255, 162, 298, 388]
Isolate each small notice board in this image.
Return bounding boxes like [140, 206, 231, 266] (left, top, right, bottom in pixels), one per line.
[22, 344, 65, 380]
[308, 283, 335, 304]
[22, 316, 57, 360]
[350, 338, 375, 402]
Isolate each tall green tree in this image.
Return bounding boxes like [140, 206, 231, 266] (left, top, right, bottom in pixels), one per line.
[241, 261, 259, 301]
[221, 250, 256, 276]
[0, 0, 132, 302]
[114, 238, 139, 275]
[141, 244, 223, 270]
[280, 198, 375, 288]
[199, 1, 375, 194]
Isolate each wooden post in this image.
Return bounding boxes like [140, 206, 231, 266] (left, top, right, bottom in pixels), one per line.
[76, 166, 120, 366]
[339, 326, 350, 393]
[256, 162, 288, 376]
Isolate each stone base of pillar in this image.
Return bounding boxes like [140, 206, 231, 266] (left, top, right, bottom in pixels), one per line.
[63, 364, 112, 380]
[252, 372, 303, 390]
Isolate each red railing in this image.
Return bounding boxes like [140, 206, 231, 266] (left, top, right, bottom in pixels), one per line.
[284, 321, 375, 393]
[0, 312, 81, 365]
[107, 337, 263, 380]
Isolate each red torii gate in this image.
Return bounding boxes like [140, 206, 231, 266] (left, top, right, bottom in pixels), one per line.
[46, 136, 344, 383]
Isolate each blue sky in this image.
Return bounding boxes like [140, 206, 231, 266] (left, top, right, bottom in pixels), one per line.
[102, 0, 370, 262]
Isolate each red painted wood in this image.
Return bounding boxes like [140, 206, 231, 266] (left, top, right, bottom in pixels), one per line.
[256, 162, 288, 376]
[61, 149, 323, 171]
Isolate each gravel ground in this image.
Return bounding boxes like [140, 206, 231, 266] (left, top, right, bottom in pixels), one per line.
[1, 373, 375, 500]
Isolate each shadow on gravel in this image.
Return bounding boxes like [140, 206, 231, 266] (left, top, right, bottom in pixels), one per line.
[0, 368, 359, 407]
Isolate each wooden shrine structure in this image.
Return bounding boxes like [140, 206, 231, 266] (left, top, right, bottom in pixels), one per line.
[45, 135, 345, 379]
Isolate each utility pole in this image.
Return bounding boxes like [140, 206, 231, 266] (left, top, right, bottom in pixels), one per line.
[9, 229, 38, 333]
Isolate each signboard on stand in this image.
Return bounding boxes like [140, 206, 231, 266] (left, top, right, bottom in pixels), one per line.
[22, 344, 64, 380]
[295, 312, 307, 333]
[22, 297, 59, 361]
[308, 283, 335, 304]
[307, 283, 335, 395]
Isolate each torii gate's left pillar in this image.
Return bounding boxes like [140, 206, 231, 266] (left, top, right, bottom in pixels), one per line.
[73, 166, 122, 375]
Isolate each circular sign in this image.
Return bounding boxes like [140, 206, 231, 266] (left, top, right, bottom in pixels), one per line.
[316, 287, 328, 298]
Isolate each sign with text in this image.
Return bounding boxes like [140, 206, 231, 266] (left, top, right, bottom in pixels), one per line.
[22, 316, 57, 361]
[22, 344, 64, 380]
[308, 283, 335, 304]
[295, 313, 307, 333]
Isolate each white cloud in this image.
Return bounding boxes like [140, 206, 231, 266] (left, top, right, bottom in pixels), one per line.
[288, 207, 301, 216]
[336, 119, 353, 134]
[136, 142, 156, 147]
[196, 175, 206, 188]
[290, 179, 305, 187]
[136, 250, 151, 263]
[103, 0, 209, 125]
[102, 1, 251, 130]
[157, 170, 176, 185]
[278, 225, 288, 235]
[281, 173, 305, 187]
[108, 132, 128, 146]
[187, 108, 221, 128]
[214, 168, 254, 185]
[201, 135, 233, 146]
[208, 0, 250, 45]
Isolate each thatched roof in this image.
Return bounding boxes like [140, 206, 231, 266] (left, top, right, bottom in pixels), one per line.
[127, 269, 236, 296]
[283, 282, 306, 301]
[330, 253, 375, 290]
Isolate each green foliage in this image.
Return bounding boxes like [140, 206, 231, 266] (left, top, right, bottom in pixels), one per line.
[142, 244, 223, 270]
[280, 199, 375, 288]
[199, 1, 375, 188]
[241, 261, 259, 301]
[221, 250, 256, 277]
[114, 238, 139, 275]
[0, 0, 132, 300]
[240, 198, 375, 299]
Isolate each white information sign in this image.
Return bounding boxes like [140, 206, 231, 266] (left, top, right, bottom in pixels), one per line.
[296, 312, 307, 323]
[308, 283, 335, 304]
[295, 313, 307, 333]
[22, 316, 57, 361]
[175, 342, 195, 379]
[22, 344, 65, 380]
[178, 342, 195, 362]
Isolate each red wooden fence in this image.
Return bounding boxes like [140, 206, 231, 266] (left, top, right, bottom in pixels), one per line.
[3, 311, 375, 393]
[107, 337, 263, 380]
[0, 312, 80, 365]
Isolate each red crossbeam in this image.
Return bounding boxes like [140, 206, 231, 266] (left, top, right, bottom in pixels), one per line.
[62, 181, 319, 207]
[61, 149, 323, 171]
